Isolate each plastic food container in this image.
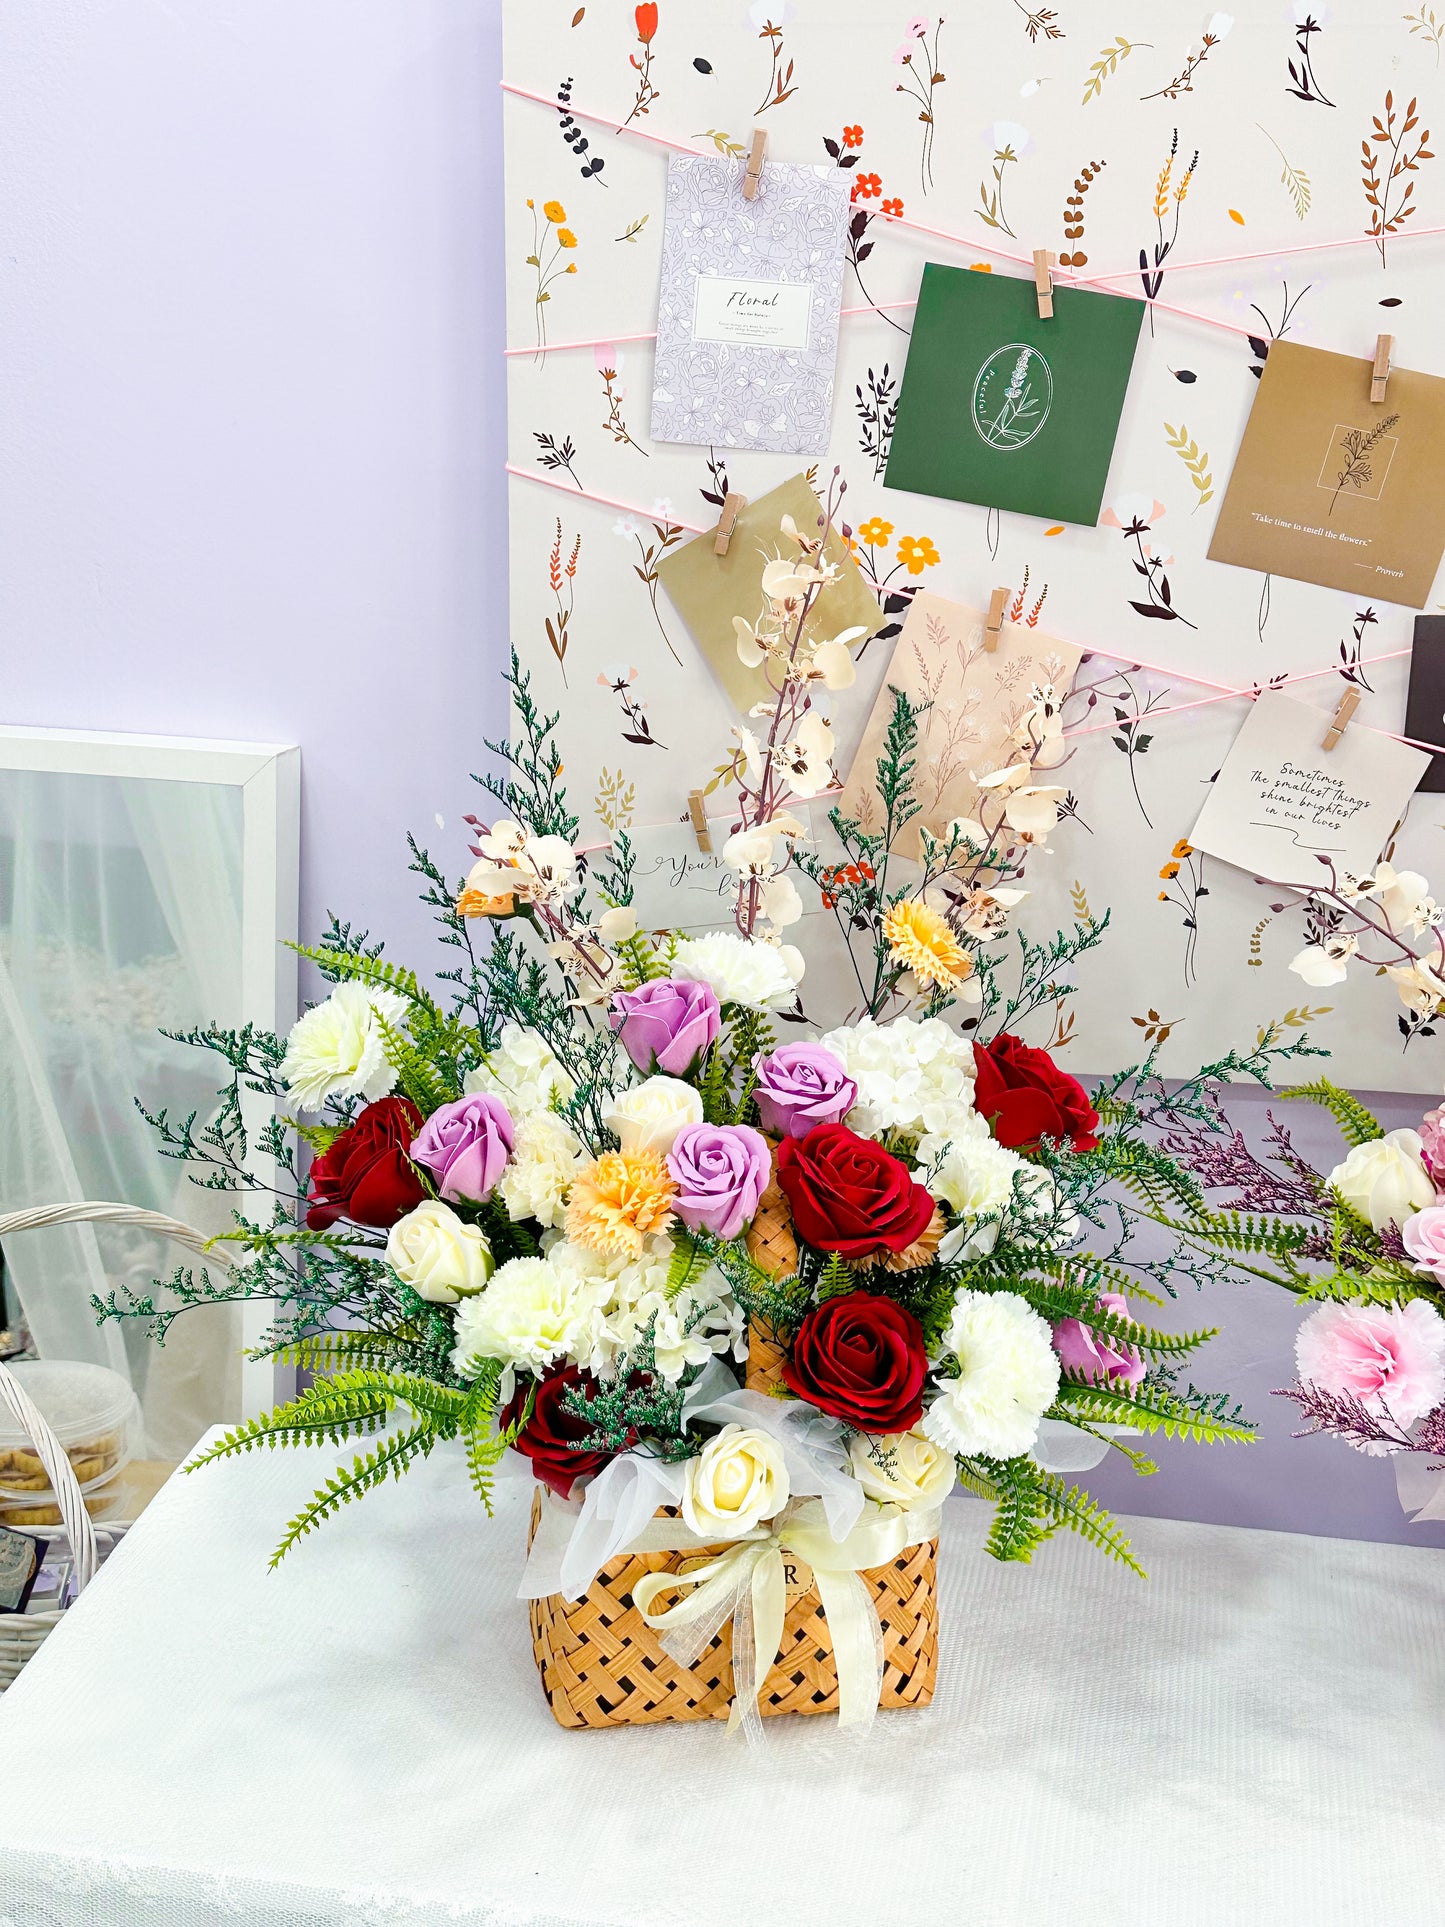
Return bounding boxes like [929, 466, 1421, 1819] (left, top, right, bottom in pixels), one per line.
[0, 1361, 140, 1528]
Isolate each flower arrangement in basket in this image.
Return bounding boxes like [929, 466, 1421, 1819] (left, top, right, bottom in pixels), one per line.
[95, 492, 1321, 1735]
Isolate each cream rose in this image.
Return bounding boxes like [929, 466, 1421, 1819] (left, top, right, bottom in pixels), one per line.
[385, 1199, 493, 1304]
[682, 1424, 790, 1539]
[1328, 1129, 1436, 1233]
[848, 1429, 956, 1511]
[603, 1075, 704, 1156]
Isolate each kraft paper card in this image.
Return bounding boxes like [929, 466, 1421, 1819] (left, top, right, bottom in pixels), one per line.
[838, 591, 1084, 851]
[656, 473, 882, 713]
[618, 801, 830, 934]
[1405, 615, 1445, 791]
[649, 153, 851, 456]
[1207, 341, 1445, 608]
[1188, 690, 1428, 890]
[883, 264, 1145, 526]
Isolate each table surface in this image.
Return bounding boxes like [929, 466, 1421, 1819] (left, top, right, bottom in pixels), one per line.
[2, 1428, 1444, 1927]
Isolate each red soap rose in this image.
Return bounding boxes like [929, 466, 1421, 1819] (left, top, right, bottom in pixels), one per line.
[503, 1365, 630, 1498]
[972, 1033, 1100, 1154]
[775, 1122, 936, 1260]
[305, 1096, 428, 1230]
[782, 1291, 928, 1434]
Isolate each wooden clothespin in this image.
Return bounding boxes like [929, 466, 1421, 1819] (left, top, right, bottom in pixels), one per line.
[1033, 249, 1056, 321]
[713, 492, 746, 556]
[1371, 334, 1394, 405]
[984, 586, 1009, 652]
[687, 789, 713, 853]
[742, 129, 767, 202]
[1322, 686, 1362, 752]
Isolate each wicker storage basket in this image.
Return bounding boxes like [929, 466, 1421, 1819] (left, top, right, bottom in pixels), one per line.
[527, 1301, 940, 1730]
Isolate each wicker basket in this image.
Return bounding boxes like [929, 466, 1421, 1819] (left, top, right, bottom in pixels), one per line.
[527, 1303, 940, 1730]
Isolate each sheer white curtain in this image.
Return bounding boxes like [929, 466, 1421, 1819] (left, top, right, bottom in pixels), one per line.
[0, 767, 246, 1458]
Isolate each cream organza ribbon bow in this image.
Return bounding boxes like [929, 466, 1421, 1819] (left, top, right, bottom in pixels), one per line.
[631, 1496, 939, 1744]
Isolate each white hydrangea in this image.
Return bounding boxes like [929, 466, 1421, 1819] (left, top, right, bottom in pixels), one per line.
[818, 1015, 981, 1142]
[464, 1022, 575, 1118]
[572, 1241, 746, 1384]
[672, 932, 805, 1012]
[279, 982, 411, 1111]
[450, 1252, 611, 1378]
[497, 1110, 586, 1230]
[919, 1131, 1029, 1260]
[922, 1289, 1061, 1460]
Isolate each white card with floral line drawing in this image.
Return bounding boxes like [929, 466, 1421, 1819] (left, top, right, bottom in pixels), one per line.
[1207, 341, 1445, 609]
[1187, 690, 1429, 890]
[649, 152, 851, 457]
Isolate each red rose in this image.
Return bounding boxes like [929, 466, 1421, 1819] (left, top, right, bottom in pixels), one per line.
[503, 1365, 630, 1497]
[782, 1291, 927, 1433]
[305, 1096, 427, 1230]
[775, 1123, 935, 1260]
[972, 1033, 1100, 1153]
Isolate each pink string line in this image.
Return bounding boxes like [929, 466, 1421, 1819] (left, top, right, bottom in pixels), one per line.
[499, 80, 1429, 354]
[511, 464, 1444, 760]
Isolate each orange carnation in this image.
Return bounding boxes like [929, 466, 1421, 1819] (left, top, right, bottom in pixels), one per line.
[565, 1149, 675, 1258]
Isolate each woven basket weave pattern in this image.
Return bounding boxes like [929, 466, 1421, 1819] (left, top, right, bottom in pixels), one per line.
[527, 1493, 938, 1729]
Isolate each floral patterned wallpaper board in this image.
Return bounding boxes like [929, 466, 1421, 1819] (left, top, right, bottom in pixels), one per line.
[1405, 617, 1445, 792]
[838, 591, 1083, 855]
[650, 154, 851, 456]
[655, 473, 882, 713]
[504, 0, 1445, 1091]
[1207, 343, 1445, 608]
[1187, 690, 1429, 890]
[883, 265, 1145, 526]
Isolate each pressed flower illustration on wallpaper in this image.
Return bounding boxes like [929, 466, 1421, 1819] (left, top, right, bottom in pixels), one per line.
[525, 199, 579, 356]
[823, 125, 908, 334]
[624, 2, 660, 126]
[894, 14, 946, 193]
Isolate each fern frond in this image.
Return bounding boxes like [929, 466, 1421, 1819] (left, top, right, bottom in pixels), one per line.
[1035, 1474, 1146, 1576]
[270, 1424, 438, 1566]
[1052, 1377, 1256, 1445]
[374, 1013, 451, 1114]
[290, 944, 429, 1007]
[1281, 1079, 1383, 1149]
[665, 1232, 712, 1302]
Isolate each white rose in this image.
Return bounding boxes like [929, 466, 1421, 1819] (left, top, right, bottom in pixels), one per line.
[497, 1110, 585, 1229]
[450, 1249, 612, 1376]
[682, 1424, 790, 1539]
[386, 1199, 493, 1305]
[849, 1430, 956, 1510]
[603, 1075, 704, 1156]
[1328, 1130, 1436, 1232]
[922, 1289, 1061, 1461]
[672, 932, 804, 1011]
[279, 981, 411, 1111]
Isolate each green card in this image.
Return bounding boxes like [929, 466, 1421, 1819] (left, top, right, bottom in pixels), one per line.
[884, 265, 1145, 527]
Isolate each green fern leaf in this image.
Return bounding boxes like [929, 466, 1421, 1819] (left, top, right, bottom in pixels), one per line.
[1281, 1079, 1384, 1150]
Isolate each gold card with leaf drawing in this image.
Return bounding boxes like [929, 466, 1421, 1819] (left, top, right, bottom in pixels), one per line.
[655, 473, 883, 713]
[838, 591, 1083, 851]
[1207, 340, 1445, 608]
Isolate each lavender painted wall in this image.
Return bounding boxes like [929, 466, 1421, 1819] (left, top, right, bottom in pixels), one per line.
[2, 3, 1441, 1550]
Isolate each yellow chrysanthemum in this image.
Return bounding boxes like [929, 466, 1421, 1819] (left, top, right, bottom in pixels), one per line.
[858, 516, 894, 547]
[556, 228, 578, 248]
[565, 1150, 676, 1258]
[883, 899, 972, 992]
[542, 199, 567, 223]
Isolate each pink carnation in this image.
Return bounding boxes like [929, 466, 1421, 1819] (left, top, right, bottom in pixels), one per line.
[1295, 1300, 1445, 1444]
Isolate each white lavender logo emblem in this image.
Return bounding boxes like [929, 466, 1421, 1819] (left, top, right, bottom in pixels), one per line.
[971, 342, 1054, 452]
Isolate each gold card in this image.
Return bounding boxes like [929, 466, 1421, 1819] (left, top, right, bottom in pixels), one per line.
[655, 474, 883, 713]
[837, 591, 1083, 852]
[1207, 340, 1445, 609]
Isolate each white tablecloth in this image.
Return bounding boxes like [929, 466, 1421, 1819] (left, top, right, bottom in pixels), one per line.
[2, 1428, 1444, 1927]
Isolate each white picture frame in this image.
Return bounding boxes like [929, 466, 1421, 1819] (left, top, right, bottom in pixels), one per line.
[0, 725, 300, 1417]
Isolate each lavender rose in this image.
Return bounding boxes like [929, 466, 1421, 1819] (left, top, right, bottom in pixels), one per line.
[752, 1042, 858, 1139]
[410, 1093, 515, 1205]
[666, 1123, 771, 1241]
[1052, 1292, 1145, 1389]
[609, 978, 721, 1077]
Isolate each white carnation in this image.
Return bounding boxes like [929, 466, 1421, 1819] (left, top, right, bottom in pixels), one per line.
[819, 1015, 981, 1141]
[498, 1110, 586, 1229]
[672, 932, 804, 1012]
[920, 1132, 1028, 1259]
[279, 982, 410, 1111]
[465, 1022, 575, 1119]
[923, 1288, 1061, 1460]
[450, 1251, 611, 1378]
